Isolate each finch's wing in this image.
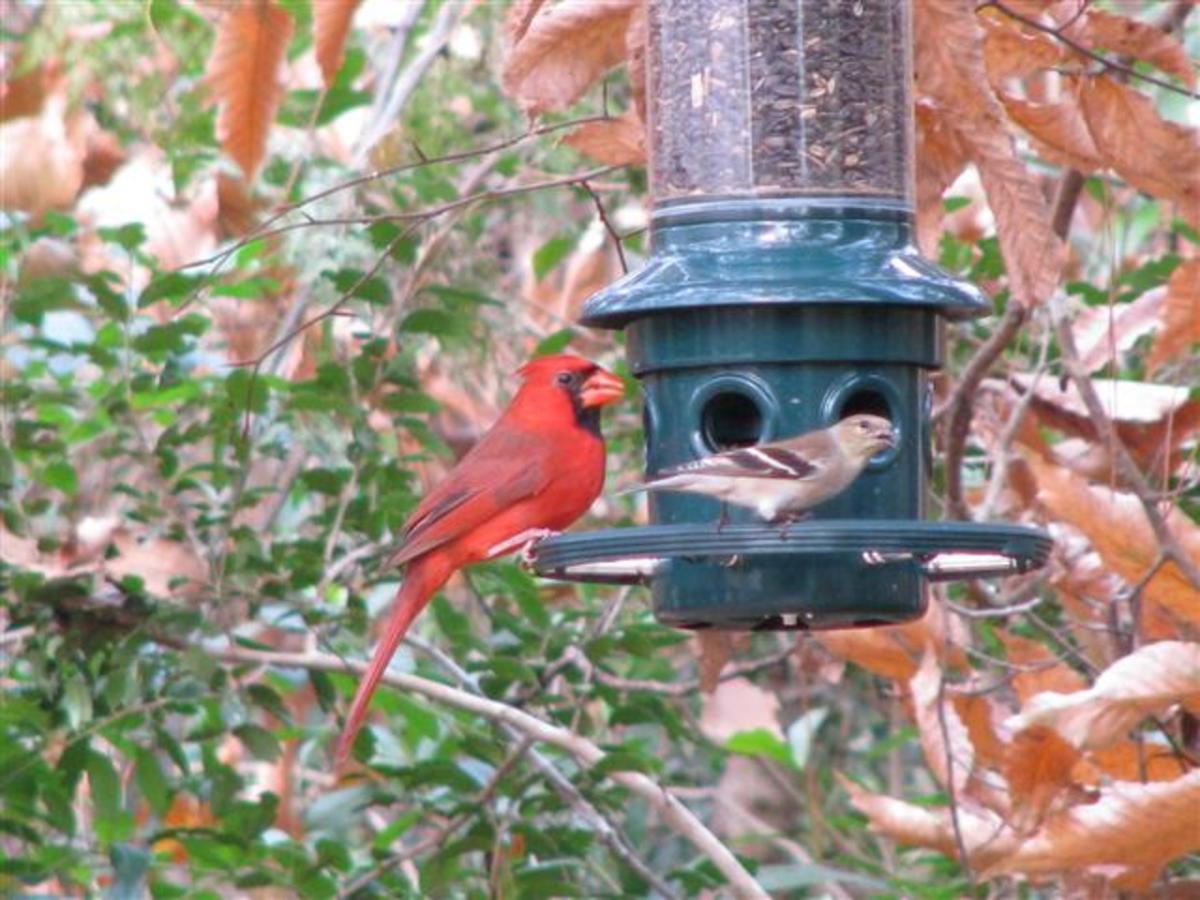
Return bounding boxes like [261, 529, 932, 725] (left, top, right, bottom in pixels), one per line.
[653, 443, 824, 483]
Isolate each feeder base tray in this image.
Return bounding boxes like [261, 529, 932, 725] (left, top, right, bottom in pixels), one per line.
[528, 520, 1052, 631]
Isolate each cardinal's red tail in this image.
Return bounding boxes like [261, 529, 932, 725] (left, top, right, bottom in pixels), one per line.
[334, 554, 455, 765]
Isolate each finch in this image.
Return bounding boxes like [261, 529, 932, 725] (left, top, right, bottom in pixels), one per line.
[625, 414, 896, 524]
[335, 355, 624, 765]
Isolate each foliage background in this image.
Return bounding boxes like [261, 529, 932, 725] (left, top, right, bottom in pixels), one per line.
[1, 1, 1198, 897]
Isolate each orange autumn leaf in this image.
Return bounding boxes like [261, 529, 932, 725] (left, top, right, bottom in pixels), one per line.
[910, 651, 975, 795]
[1075, 9, 1196, 90]
[1148, 260, 1200, 375]
[839, 773, 1017, 869]
[1078, 741, 1193, 785]
[205, 1, 294, 181]
[695, 631, 749, 694]
[1000, 91, 1103, 175]
[915, 0, 1062, 306]
[996, 631, 1088, 704]
[981, 19, 1066, 85]
[314, 0, 361, 88]
[985, 770, 1200, 880]
[1008, 641, 1200, 751]
[505, 0, 549, 48]
[1004, 726, 1080, 834]
[1081, 75, 1200, 228]
[563, 110, 645, 166]
[1025, 454, 1200, 630]
[914, 99, 970, 255]
[816, 598, 964, 682]
[502, 0, 638, 115]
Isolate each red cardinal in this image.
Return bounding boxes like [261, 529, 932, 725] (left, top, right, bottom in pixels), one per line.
[335, 354, 624, 763]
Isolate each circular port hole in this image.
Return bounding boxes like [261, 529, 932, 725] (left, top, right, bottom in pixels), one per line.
[838, 388, 892, 421]
[701, 391, 764, 451]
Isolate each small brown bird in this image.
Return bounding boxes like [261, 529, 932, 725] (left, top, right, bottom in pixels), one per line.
[625, 414, 896, 524]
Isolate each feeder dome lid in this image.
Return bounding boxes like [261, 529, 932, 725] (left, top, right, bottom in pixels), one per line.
[582, 199, 990, 329]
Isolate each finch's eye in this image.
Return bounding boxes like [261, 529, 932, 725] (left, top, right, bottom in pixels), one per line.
[556, 371, 575, 386]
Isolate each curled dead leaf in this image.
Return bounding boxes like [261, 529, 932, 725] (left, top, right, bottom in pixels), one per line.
[910, 651, 975, 795]
[1072, 9, 1196, 90]
[1023, 452, 1200, 630]
[502, 0, 637, 115]
[1007, 641, 1200, 751]
[563, 110, 645, 166]
[1148, 260, 1200, 375]
[985, 769, 1200, 880]
[1081, 75, 1200, 229]
[915, 0, 1063, 306]
[1000, 90, 1103, 175]
[1003, 726, 1081, 834]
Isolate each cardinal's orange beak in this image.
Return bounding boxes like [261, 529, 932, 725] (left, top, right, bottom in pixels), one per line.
[579, 368, 625, 408]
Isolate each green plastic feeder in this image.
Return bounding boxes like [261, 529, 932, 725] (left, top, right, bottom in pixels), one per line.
[529, 0, 1051, 629]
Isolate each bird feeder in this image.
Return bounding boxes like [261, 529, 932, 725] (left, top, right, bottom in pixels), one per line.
[529, 0, 1051, 629]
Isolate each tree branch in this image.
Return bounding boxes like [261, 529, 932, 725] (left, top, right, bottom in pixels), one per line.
[213, 645, 767, 899]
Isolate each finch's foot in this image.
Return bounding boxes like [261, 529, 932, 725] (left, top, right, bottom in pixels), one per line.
[488, 528, 558, 568]
[775, 512, 810, 540]
[716, 503, 730, 533]
[518, 529, 557, 567]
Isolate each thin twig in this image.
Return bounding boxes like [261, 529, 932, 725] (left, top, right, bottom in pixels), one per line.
[979, 1, 1199, 100]
[937, 303, 1028, 520]
[217, 645, 758, 896]
[579, 180, 629, 274]
[935, 644, 975, 890]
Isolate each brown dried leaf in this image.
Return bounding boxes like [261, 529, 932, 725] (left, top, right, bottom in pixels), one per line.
[314, 0, 361, 88]
[696, 631, 750, 694]
[986, 769, 1200, 879]
[1076, 10, 1196, 90]
[816, 598, 960, 682]
[910, 651, 975, 794]
[1081, 75, 1200, 228]
[563, 110, 645, 165]
[0, 97, 85, 216]
[1024, 452, 1200, 629]
[915, 0, 1063, 306]
[625, 1, 647, 124]
[505, 0, 549, 48]
[981, 19, 1066, 85]
[839, 774, 1016, 868]
[1004, 726, 1081, 834]
[914, 99, 970, 256]
[502, 0, 637, 115]
[1074, 288, 1165, 374]
[205, 1, 294, 181]
[1008, 641, 1200, 751]
[698, 677, 782, 744]
[1001, 91, 1103, 174]
[997, 630, 1088, 705]
[1148, 260, 1200, 375]
[953, 692, 1010, 772]
[0, 59, 59, 122]
[1078, 741, 1193, 785]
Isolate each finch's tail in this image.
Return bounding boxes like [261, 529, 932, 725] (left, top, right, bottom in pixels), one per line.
[334, 554, 454, 766]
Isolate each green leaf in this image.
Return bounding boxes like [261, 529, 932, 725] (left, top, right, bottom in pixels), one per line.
[139, 271, 204, 308]
[98, 223, 147, 251]
[532, 235, 575, 280]
[534, 328, 577, 357]
[86, 750, 131, 844]
[134, 748, 171, 817]
[323, 269, 389, 305]
[42, 460, 78, 496]
[725, 728, 795, 769]
[61, 674, 92, 728]
[233, 723, 281, 761]
[399, 308, 460, 337]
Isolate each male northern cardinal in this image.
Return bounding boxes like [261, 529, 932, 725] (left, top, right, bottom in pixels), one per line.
[625, 414, 895, 524]
[335, 354, 624, 763]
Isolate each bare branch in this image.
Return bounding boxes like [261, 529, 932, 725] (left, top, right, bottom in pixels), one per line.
[213, 644, 766, 899]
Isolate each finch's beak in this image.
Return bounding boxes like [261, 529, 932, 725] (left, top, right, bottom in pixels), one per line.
[579, 369, 625, 408]
[882, 428, 898, 448]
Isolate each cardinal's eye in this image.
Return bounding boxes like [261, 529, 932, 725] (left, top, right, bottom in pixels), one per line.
[556, 371, 575, 386]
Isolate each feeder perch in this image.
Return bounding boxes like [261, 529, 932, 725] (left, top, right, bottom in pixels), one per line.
[530, 0, 1052, 629]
